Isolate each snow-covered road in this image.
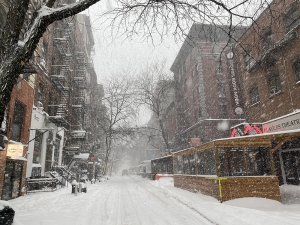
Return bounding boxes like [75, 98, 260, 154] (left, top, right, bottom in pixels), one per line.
[9, 176, 300, 225]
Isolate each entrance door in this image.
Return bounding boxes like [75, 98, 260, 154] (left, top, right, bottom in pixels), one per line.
[2, 160, 23, 200]
[281, 150, 300, 185]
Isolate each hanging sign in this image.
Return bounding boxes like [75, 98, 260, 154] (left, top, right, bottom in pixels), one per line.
[6, 144, 24, 158]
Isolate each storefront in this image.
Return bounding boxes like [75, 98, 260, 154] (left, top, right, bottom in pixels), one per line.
[262, 111, 300, 185]
[2, 143, 27, 200]
[229, 111, 300, 185]
[173, 129, 300, 202]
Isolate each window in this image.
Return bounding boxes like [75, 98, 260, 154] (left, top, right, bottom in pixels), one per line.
[37, 84, 44, 104]
[267, 69, 282, 95]
[219, 104, 228, 118]
[244, 50, 255, 70]
[196, 151, 216, 175]
[284, 6, 300, 33]
[293, 59, 300, 82]
[216, 65, 223, 74]
[249, 86, 260, 105]
[12, 101, 25, 141]
[198, 106, 202, 118]
[217, 83, 226, 97]
[193, 64, 198, 78]
[262, 29, 273, 51]
[219, 148, 271, 176]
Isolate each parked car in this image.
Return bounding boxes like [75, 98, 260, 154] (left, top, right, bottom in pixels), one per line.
[0, 200, 15, 225]
[79, 179, 87, 193]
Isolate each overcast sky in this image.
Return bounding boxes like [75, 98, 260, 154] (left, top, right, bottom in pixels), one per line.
[85, 2, 182, 84]
[83, 0, 267, 125]
[83, 2, 182, 125]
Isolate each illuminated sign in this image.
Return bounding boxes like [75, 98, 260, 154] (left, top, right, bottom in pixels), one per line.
[6, 144, 24, 159]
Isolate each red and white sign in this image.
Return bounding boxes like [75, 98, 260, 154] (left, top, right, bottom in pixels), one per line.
[262, 111, 300, 133]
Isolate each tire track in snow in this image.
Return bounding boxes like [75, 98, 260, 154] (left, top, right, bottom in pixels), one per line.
[132, 177, 219, 225]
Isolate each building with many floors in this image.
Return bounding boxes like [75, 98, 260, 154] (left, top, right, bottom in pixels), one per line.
[171, 24, 246, 148]
[0, 0, 104, 199]
[233, 0, 300, 185]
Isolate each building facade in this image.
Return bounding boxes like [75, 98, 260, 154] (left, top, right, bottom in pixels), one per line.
[0, 0, 104, 199]
[171, 24, 246, 148]
[234, 0, 300, 185]
[234, 0, 300, 123]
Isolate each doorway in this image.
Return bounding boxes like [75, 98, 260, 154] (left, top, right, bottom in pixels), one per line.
[279, 149, 300, 185]
[2, 160, 24, 200]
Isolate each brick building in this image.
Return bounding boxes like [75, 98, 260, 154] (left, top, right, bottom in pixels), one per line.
[0, 78, 34, 199]
[171, 24, 246, 148]
[234, 0, 300, 123]
[0, 0, 104, 198]
[233, 0, 300, 185]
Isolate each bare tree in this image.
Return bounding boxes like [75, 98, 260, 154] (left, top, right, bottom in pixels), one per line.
[0, 0, 271, 126]
[105, 0, 271, 42]
[98, 76, 137, 174]
[136, 61, 174, 151]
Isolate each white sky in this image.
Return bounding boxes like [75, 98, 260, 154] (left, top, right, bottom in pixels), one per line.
[83, 0, 269, 125]
[85, 2, 181, 84]
[83, 2, 182, 125]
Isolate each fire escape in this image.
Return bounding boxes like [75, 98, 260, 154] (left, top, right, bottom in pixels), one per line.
[48, 22, 73, 127]
[64, 51, 88, 155]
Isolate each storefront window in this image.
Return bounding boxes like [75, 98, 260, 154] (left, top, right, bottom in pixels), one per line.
[189, 155, 196, 175]
[176, 156, 183, 174]
[219, 147, 270, 176]
[183, 156, 189, 174]
[196, 152, 205, 175]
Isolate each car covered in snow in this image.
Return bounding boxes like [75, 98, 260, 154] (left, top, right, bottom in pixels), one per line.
[0, 200, 15, 225]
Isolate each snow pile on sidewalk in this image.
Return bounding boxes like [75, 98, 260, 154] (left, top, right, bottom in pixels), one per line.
[280, 184, 300, 204]
[150, 176, 300, 225]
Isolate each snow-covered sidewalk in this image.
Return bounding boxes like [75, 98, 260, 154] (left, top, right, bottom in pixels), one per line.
[8, 176, 300, 225]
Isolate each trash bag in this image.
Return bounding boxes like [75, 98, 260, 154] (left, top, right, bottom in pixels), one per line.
[0, 206, 15, 225]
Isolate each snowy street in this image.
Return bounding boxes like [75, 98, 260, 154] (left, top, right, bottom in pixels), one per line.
[9, 176, 300, 225]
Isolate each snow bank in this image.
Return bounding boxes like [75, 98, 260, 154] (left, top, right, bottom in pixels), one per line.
[224, 197, 283, 211]
[280, 184, 300, 204]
